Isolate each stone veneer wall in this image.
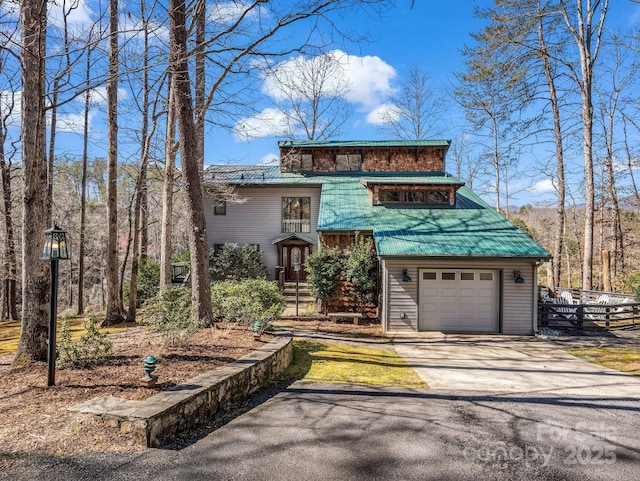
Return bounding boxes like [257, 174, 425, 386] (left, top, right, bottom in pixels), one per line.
[71, 336, 293, 448]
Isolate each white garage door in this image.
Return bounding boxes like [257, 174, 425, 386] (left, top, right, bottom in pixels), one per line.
[418, 269, 499, 332]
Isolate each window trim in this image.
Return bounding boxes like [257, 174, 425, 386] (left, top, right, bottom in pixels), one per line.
[281, 196, 311, 233]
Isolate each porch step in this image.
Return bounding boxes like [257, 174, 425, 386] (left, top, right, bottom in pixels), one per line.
[282, 282, 316, 315]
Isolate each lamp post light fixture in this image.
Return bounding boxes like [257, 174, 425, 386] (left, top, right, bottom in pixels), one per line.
[42, 224, 70, 387]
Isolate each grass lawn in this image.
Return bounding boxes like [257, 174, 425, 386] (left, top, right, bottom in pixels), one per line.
[283, 339, 428, 388]
[0, 318, 133, 355]
[568, 347, 640, 376]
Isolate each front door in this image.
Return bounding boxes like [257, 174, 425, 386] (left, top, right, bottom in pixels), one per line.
[282, 242, 311, 281]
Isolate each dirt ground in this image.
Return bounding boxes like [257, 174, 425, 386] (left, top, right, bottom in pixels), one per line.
[0, 323, 274, 464]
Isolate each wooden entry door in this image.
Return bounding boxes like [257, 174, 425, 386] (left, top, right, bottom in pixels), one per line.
[282, 241, 310, 281]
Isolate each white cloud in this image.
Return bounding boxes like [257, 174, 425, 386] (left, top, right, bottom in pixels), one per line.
[208, 1, 265, 25]
[0, 91, 22, 128]
[83, 87, 128, 105]
[262, 50, 396, 110]
[366, 103, 399, 125]
[233, 108, 289, 141]
[55, 110, 96, 134]
[48, 0, 96, 30]
[259, 152, 279, 165]
[528, 179, 556, 194]
[237, 50, 396, 139]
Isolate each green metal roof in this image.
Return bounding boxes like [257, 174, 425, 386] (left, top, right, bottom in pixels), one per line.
[271, 233, 317, 245]
[316, 177, 550, 258]
[205, 165, 550, 259]
[277, 139, 451, 149]
[205, 165, 324, 185]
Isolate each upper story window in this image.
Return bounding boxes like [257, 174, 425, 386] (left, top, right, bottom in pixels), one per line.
[336, 153, 362, 171]
[282, 197, 311, 233]
[427, 191, 449, 205]
[214, 199, 227, 215]
[404, 191, 425, 203]
[282, 153, 312, 172]
[379, 190, 401, 203]
[375, 188, 453, 206]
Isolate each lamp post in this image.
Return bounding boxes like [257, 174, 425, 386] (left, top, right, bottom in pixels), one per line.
[42, 224, 70, 387]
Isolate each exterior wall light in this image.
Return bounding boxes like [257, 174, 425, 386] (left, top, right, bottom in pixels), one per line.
[514, 271, 525, 284]
[42, 224, 70, 387]
[402, 269, 412, 282]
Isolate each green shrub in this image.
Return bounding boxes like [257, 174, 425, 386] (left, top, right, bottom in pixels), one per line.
[210, 278, 285, 329]
[344, 238, 377, 304]
[209, 243, 268, 280]
[305, 247, 343, 314]
[56, 317, 113, 369]
[143, 286, 200, 347]
[124, 257, 161, 307]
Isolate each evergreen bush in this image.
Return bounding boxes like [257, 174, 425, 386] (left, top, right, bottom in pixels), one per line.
[343, 237, 377, 304]
[56, 317, 113, 369]
[209, 242, 268, 280]
[210, 278, 285, 329]
[305, 247, 343, 314]
[143, 286, 200, 347]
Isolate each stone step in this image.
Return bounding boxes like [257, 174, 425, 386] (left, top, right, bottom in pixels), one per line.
[283, 288, 312, 296]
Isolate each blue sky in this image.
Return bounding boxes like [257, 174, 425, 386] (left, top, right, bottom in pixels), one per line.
[203, 1, 640, 207]
[3, 1, 640, 207]
[208, 2, 489, 167]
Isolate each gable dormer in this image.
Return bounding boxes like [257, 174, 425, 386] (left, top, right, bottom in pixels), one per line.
[278, 140, 451, 173]
[362, 176, 465, 207]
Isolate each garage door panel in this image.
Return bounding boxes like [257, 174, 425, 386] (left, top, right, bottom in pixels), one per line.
[418, 269, 499, 332]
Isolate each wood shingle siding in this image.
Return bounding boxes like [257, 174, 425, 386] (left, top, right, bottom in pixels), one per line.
[279, 146, 446, 173]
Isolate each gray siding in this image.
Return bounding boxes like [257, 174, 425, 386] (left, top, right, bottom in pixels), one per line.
[205, 186, 321, 280]
[383, 259, 538, 335]
[385, 263, 419, 332]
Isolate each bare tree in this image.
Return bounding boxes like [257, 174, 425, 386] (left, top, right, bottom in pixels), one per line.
[160, 74, 178, 289]
[378, 67, 447, 140]
[259, 51, 353, 140]
[169, 0, 212, 322]
[104, 0, 124, 325]
[15, 0, 50, 363]
[558, 0, 609, 290]
[0, 83, 18, 321]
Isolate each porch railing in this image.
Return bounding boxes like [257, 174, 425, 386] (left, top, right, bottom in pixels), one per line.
[539, 288, 640, 330]
[282, 219, 311, 233]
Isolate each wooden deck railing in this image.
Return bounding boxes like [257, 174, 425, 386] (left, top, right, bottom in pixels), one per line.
[538, 296, 640, 330]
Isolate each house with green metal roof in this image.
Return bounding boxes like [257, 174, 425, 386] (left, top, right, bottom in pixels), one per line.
[205, 140, 550, 334]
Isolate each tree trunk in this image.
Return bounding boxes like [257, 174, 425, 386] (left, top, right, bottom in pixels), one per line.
[537, 6, 565, 294]
[559, 0, 609, 291]
[15, 0, 51, 363]
[602, 250, 611, 292]
[0, 106, 17, 321]
[195, 0, 206, 177]
[104, 0, 124, 325]
[169, 0, 212, 323]
[160, 75, 177, 289]
[77, 44, 92, 316]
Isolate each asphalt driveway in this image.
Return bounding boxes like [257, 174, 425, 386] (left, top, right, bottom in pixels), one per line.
[15, 382, 640, 481]
[392, 333, 640, 398]
[6, 331, 640, 481]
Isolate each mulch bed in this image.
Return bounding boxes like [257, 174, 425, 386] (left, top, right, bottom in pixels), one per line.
[0, 323, 272, 461]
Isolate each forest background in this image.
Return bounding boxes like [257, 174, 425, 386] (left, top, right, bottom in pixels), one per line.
[3, 0, 640, 362]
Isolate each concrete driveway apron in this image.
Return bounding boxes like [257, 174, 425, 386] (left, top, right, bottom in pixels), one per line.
[392, 333, 640, 398]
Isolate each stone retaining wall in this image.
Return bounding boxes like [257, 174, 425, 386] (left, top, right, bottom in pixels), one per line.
[70, 335, 293, 447]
